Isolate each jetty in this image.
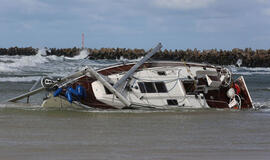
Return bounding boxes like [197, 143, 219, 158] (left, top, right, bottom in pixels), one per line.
[0, 47, 269, 67]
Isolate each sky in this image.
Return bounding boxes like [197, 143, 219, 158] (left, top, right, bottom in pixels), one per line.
[0, 0, 270, 50]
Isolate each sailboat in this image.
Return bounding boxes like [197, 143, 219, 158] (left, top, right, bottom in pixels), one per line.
[7, 43, 253, 110]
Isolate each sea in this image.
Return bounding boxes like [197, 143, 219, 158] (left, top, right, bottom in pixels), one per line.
[0, 50, 269, 160]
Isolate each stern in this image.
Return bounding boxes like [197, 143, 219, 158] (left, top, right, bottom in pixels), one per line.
[234, 76, 253, 109]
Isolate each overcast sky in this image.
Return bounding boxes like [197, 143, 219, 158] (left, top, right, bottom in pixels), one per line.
[0, 0, 270, 49]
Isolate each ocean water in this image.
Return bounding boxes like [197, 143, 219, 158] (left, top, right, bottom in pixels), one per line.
[0, 50, 270, 160]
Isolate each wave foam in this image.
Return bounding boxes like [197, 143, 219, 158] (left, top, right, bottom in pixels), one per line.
[229, 66, 270, 75]
[47, 55, 65, 61]
[235, 71, 270, 75]
[253, 101, 270, 110]
[0, 49, 91, 73]
[0, 76, 41, 82]
[0, 50, 49, 73]
[242, 67, 270, 72]
[65, 49, 89, 60]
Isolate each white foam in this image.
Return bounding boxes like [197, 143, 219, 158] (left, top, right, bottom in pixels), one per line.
[235, 71, 270, 75]
[38, 48, 47, 56]
[47, 55, 65, 61]
[65, 49, 89, 60]
[241, 67, 270, 72]
[0, 55, 21, 62]
[49, 72, 71, 78]
[234, 72, 252, 75]
[0, 64, 16, 72]
[0, 76, 40, 82]
[0, 50, 50, 73]
[253, 101, 270, 110]
[229, 66, 270, 75]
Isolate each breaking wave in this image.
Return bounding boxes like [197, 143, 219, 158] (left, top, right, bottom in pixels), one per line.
[0, 48, 92, 75]
[253, 101, 270, 111]
[1, 51, 269, 83]
[65, 49, 89, 60]
[0, 76, 41, 82]
[0, 49, 49, 73]
[263, 87, 270, 91]
[229, 66, 270, 75]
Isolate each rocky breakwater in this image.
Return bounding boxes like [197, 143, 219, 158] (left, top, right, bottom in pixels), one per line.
[0, 47, 80, 57]
[0, 47, 36, 56]
[0, 47, 269, 67]
[88, 48, 270, 67]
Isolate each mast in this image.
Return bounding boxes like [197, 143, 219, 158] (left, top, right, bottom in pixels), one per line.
[113, 43, 162, 90]
[82, 33, 85, 49]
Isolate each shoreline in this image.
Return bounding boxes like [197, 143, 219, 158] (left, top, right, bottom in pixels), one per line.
[0, 47, 269, 67]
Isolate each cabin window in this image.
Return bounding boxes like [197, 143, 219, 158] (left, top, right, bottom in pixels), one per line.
[138, 82, 168, 93]
[138, 82, 146, 93]
[167, 99, 178, 105]
[182, 81, 196, 95]
[157, 71, 166, 76]
[103, 83, 115, 95]
[104, 86, 112, 94]
[155, 82, 167, 93]
[144, 82, 156, 93]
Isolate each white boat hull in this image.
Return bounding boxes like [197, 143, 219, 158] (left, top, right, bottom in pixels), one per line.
[42, 94, 84, 109]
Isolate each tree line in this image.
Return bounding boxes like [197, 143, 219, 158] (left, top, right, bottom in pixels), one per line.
[0, 47, 269, 67]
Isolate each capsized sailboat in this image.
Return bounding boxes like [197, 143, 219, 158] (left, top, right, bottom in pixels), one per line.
[7, 43, 253, 110]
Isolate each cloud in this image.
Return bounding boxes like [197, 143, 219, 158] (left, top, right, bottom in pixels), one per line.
[262, 8, 270, 16]
[0, 0, 270, 49]
[256, 0, 269, 4]
[20, 0, 49, 12]
[0, 0, 49, 14]
[195, 18, 244, 33]
[153, 0, 216, 10]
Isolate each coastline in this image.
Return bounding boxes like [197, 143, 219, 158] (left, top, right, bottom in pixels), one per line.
[0, 47, 269, 67]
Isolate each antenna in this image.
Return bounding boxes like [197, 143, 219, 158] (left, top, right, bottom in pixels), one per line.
[82, 33, 85, 49]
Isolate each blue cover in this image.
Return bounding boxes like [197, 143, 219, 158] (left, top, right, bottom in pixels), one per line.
[65, 90, 73, 103]
[76, 85, 86, 99]
[53, 88, 62, 97]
